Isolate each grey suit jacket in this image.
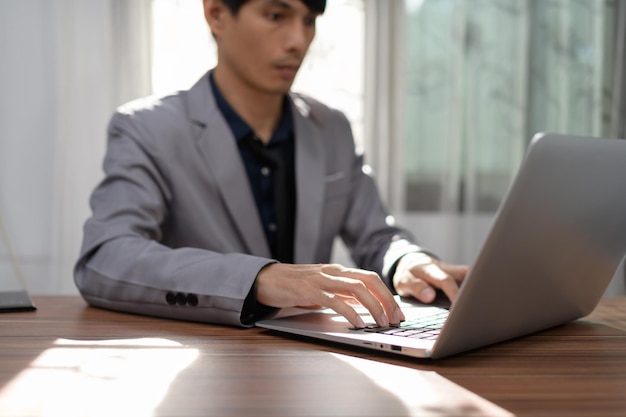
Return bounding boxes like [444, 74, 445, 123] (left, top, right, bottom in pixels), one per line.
[74, 71, 426, 326]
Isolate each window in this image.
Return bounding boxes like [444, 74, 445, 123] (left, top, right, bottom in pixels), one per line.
[363, 0, 626, 263]
[400, 0, 622, 213]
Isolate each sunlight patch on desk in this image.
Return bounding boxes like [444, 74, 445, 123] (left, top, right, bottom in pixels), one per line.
[330, 353, 514, 417]
[54, 337, 183, 347]
[0, 338, 198, 417]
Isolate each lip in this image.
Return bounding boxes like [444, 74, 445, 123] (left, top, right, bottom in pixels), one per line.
[275, 64, 300, 80]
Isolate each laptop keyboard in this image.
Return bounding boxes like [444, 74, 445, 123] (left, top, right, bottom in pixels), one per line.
[353, 310, 449, 340]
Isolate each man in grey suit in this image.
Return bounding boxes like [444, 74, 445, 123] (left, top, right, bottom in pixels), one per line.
[75, 0, 468, 329]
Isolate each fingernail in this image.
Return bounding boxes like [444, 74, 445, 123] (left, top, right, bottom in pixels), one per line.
[354, 316, 366, 328]
[394, 308, 406, 323]
[420, 288, 436, 302]
[378, 313, 389, 327]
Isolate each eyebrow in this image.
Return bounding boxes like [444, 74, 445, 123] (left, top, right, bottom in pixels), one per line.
[263, 0, 294, 10]
[262, 0, 319, 15]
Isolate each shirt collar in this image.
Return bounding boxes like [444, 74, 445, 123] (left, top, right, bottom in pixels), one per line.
[209, 71, 293, 145]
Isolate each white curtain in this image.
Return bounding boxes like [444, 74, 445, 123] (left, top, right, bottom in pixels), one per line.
[0, 0, 151, 294]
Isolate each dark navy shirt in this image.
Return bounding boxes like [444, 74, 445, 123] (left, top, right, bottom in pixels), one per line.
[209, 72, 296, 260]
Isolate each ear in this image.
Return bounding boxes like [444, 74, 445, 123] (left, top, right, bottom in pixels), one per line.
[203, 0, 227, 37]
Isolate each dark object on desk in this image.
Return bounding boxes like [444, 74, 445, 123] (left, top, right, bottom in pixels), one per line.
[0, 290, 37, 312]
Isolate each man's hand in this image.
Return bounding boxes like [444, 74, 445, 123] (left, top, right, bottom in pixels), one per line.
[255, 263, 406, 329]
[393, 253, 469, 303]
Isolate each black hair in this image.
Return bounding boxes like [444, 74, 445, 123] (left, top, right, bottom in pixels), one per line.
[222, 0, 326, 14]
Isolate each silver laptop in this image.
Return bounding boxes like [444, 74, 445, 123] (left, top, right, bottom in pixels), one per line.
[257, 133, 626, 359]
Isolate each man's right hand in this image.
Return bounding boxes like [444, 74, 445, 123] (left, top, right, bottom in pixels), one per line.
[255, 263, 405, 328]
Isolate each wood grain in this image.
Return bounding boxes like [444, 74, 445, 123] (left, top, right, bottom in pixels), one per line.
[1, 296, 625, 416]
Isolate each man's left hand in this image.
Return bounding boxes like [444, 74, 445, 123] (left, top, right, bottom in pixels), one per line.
[393, 253, 469, 304]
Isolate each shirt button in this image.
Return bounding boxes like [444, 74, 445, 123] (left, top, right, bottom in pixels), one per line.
[268, 223, 277, 232]
[261, 166, 271, 176]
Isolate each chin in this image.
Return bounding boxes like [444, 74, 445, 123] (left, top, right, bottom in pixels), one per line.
[272, 75, 297, 92]
[265, 83, 294, 95]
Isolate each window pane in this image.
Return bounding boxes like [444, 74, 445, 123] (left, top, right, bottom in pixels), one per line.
[151, 0, 215, 95]
[402, 0, 614, 213]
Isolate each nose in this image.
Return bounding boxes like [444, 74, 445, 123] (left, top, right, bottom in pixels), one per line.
[284, 19, 314, 54]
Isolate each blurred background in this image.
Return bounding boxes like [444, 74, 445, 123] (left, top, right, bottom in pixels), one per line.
[1, 0, 625, 295]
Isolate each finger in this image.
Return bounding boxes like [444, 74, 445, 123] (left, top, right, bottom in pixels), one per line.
[437, 277, 460, 302]
[395, 276, 436, 303]
[440, 263, 470, 283]
[309, 291, 366, 328]
[318, 274, 389, 327]
[324, 266, 404, 324]
[418, 263, 461, 302]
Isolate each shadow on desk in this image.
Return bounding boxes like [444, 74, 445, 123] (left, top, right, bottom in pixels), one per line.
[155, 342, 512, 417]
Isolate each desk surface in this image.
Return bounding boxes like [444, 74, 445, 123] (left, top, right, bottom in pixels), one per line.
[1, 296, 626, 417]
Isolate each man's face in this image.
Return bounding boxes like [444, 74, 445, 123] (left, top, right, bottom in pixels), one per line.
[212, 0, 320, 95]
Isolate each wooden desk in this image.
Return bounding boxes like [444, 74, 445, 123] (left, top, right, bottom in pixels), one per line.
[1, 296, 625, 417]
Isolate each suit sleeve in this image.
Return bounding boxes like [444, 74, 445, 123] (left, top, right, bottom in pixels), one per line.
[74, 110, 275, 327]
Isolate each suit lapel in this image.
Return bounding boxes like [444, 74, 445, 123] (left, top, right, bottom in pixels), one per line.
[185, 72, 271, 258]
[291, 95, 325, 263]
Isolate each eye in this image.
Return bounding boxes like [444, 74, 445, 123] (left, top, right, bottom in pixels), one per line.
[266, 11, 286, 22]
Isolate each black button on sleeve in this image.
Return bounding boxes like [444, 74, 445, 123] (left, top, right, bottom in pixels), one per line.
[175, 292, 187, 305]
[186, 293, 199, 306]
[165, 292, 177, 305]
